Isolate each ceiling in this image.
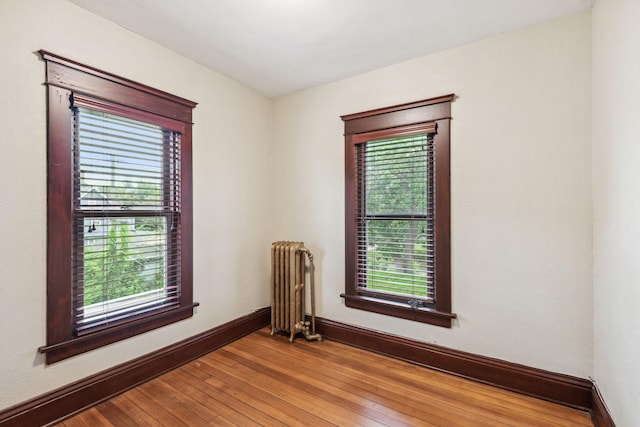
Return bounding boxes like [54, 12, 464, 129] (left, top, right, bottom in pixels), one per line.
[67, 0, 594, 98]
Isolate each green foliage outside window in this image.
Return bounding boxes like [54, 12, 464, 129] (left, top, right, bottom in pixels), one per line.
[83, 222, 165, 306]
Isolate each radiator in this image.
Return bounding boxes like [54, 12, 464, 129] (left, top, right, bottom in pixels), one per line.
[270, 241, 322, 342]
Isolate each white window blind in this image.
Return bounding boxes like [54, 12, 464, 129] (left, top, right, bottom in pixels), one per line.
[72, 107, 182, 334]
[356, 133, 435, 301]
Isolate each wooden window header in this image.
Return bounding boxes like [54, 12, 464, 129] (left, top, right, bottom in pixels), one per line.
[341, 94, 454, 136]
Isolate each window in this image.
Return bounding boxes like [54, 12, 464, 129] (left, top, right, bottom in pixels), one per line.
[342, 95, 456, 327]
[39, 51, 198, 363]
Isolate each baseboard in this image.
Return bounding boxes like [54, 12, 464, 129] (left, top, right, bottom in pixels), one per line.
[312, 316, 593, 410]
[591, 383, 616, 426]
[0, 307, 270, 427]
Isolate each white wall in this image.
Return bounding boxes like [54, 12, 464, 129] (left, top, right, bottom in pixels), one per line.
[0, 0, 272, 410]
[272, 12, 593, 378]
[592, 0, 640, 425]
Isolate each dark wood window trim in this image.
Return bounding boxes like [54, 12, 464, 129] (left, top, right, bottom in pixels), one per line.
[39, 50, 198, 364]
[341, 95, 455, 327]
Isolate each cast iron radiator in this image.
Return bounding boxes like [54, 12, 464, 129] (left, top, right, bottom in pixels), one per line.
[270, 241, 322, 342]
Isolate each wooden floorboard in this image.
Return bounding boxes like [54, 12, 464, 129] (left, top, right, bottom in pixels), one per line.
[57, 328, 593, 426]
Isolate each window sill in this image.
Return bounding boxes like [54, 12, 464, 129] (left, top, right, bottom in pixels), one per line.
[39, 303, 198, 364]
[341, 294, 455, 328]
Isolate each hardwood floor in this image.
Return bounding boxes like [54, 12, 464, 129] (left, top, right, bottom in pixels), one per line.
[56, 328, 593, 426]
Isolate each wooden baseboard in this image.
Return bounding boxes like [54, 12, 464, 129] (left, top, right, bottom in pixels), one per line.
[0, 307, 270, 427]
[312, 316, 593, 410]
[591, 383, 616, 426]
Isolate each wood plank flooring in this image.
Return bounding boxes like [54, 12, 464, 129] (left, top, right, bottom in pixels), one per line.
[56, 328, 593, 426]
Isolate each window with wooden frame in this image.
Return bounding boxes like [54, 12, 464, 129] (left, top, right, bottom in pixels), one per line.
[342, 95, 456, 327]
[39, 51, 198, 363]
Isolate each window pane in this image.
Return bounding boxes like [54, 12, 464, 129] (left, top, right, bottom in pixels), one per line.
[82, 217, 167, 305]
[364, 134, 429, 215]
[76, 108, 165, 210]
[358, 218, 433, 299]
[76, 216, 174, 329]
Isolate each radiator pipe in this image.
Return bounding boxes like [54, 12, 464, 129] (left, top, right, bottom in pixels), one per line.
[300, 247, 322, 342]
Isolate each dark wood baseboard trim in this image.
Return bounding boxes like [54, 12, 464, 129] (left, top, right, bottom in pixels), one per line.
[591, 383, 616, 426]
[0, 307, 270, 427]
[312, 316, 593, 410]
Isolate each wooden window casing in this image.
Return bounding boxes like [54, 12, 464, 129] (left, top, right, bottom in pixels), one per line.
[39, 51, 198, 363]
[342, 95, 456, 327]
